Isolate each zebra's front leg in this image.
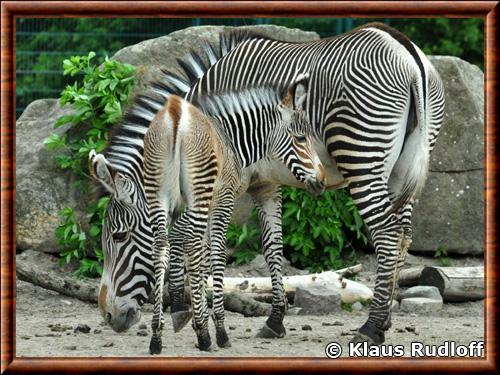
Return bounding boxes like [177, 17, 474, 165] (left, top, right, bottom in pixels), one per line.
[149, 220, 170, 355]
[249, 185, 288, 339]
[168, 217, 193, 333]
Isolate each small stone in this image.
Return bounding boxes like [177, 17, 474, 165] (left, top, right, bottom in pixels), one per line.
[50, 325, 65, 332]
[322, 321, 344, 326]
[301, 324, 312, 331]
[229, 326, 236, 330]
[400, 297, 443, 314]
[61, 300, 72, 306]
[103, 342, 114, 347]
[138, 323, 148, 330]
[93, 329, 102, 334]
[405, 326, 416, 333]
[352, 302, 363, 311]
[137, 330, 148, 336]
[396, 328, 405, 333]
[400, 286, 443, 301]
[64, 345, 77, 350]
[20, 335, 30, 340]
[74, 324, 91, 333]
[287, 307, 303, 316]
[301, 337, 309, 341]
[245, 328, 252, 332]
[289, 327, 297, 331]
[463, 323, 472, 327]
[340, 331, 351, 336]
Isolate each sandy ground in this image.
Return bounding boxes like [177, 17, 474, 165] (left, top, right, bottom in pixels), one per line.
[16, 252, 485, 358]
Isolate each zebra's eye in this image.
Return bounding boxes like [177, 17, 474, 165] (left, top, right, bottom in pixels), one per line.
[113, 231, 128, 242]
[295, 134, 307, 143]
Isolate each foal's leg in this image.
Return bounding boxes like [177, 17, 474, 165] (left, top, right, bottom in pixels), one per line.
[249, 184, 288, 339]
[169, 220, 192, 332]
[208, 194, 235, 348]
[149, 202, 171, 355]
[181, 208, 212, 351]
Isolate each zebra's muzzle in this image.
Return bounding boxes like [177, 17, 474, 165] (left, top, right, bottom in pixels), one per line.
[305, 178, 326, 197]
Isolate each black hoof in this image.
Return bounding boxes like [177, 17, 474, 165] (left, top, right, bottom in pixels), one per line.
[256, 321, 286, 339]
[216, 327, 231, 348]
[352, 322, 386, 345]
[171, 309, 192, 333]
[196, 332, 212, 351]
[149, 336, 162, 355]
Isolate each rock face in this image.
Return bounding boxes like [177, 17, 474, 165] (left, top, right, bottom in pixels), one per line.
[411, 56, 484, 255]
[16, 100, 84, 253]
[16, 27, 484, 257]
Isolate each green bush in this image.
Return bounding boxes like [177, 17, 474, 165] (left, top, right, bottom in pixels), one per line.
[228, 187, 367, 273]
[45, 52, 136, 278]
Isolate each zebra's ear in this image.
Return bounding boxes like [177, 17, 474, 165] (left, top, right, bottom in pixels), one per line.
[291, 72, 309, 109]
[89, 150, 120, 195]
[281, 72, 309, 110]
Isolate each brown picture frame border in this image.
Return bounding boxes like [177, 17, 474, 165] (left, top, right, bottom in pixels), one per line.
[1, 1, 498, 373]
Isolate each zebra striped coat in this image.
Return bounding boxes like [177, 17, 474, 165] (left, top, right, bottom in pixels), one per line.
[155, 22, 445, 344]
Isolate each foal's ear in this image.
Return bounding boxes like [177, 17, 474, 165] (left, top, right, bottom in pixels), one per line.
[282, 72, 310, 110]
[89, 150, 116, 194]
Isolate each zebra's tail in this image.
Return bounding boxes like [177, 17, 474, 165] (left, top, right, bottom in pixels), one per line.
[389, 75, 430, 214]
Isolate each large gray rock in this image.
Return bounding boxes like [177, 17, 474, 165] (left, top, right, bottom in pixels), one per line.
[294, 285, 342, 314]
[412, 56, 484, 255]
[16, 100, 85, 253]
[15, 25, 319, 254]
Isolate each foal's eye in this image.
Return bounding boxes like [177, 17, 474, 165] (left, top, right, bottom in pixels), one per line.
[113, 231, 128, 242]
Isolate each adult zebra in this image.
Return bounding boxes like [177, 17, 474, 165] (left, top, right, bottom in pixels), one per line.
[154, 22, 445, 344]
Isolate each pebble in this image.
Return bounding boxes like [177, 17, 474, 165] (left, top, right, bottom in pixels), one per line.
[103, 342, 114, 347]
[322, 321, 344, 326]
[245, 328, 252, 332]
[340, 331, 351, 336]
[137, 330, 148, 336]
[74, 324, 91, 334]
[93, 329, 102, 334]
[20, 335, 30, 340]
[60, 300, 72, 306]
[229, 326, 236, 330]
[301, 324, 312, 331]
[289, 327, 297, 331]
[352, 302, 363, 311]
[64, 345, 77, 350]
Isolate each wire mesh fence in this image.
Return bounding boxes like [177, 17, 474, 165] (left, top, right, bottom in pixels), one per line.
[15, 18, 378, 118]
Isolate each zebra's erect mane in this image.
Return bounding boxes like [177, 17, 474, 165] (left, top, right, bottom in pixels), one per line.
[153, 29, 279, 98]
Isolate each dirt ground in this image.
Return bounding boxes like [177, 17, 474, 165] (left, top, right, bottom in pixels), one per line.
[16, 253, 485, 358]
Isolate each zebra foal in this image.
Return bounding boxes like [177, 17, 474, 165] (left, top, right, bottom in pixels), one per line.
[90, 75, 326, 354]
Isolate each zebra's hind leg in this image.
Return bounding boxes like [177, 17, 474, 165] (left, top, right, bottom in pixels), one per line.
[149, 216, 170, 355]
[347, 180, 404, 345]
[249, 185, 288, 339]
[169, 219, 193, 333]
[208, 198, 234, 348]
[183, 210, 212, 351]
